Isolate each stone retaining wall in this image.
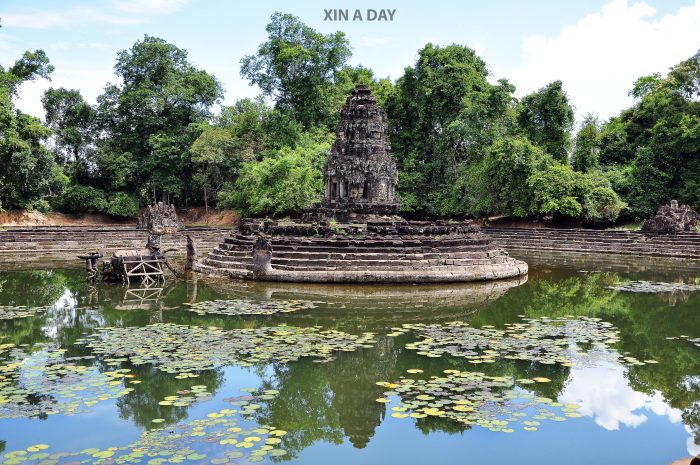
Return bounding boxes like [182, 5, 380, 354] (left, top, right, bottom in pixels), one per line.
[485, 227, 700, 259]
[0, 226, 229, 265]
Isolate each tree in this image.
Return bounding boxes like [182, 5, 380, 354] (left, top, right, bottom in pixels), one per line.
[517, 80, 575, 162]
[225, 131, 333, 216]
[190, 126, 239, 213]
[528, 163, 625, 222]
[0, 50, 54, 96]
[97, 35, 222, 204]
[386, 43, 497, 214]
[0, 50, 63, 210]
[442, 136, 550, 218]
[42, 87, 96, 165]
[571, 114, 600, 172]
[241, 12, 352, 129]
[598, 49, 700, 217]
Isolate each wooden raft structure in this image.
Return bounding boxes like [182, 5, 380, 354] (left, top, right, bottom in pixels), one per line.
[111, 248, 166, 285]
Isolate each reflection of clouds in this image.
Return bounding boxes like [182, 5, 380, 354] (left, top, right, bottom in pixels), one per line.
[688, 427, 700, 456]
[560, 361, 700, 455]
[560, 362, 682, 430]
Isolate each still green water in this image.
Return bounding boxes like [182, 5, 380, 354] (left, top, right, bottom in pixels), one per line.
[0, 253, 699, 465]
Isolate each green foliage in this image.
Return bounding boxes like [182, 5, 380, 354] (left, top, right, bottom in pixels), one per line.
[528, 164, 625, 222]
[517, 80, 575, 162]
[228, 131, 333, 216]
[57, 185, 108, 214]
[106, 192, 139, 217]
[0, 50, 64, 210]
[0, 50, 54, 96]
[96, 35, 222, 204]
[629, 73, 662, 99]
[42, 87, 95, 164]
[191, 125, 239, 209]
[241, 12, 352, 129]
[528, 164, 584, 218]
[386, 43, 500, 214]
[443, 136, 549, 218]
[571, 114, 600, 172]
[598, 49, 700, 218]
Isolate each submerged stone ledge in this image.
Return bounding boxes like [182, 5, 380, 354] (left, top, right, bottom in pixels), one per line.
[194, 218, 528, 283]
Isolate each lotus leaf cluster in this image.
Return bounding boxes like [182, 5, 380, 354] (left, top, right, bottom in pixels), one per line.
[669, 335, 700, 348]
[0, 343, 133, 419]
[378, 369, 582, 433]
[78, 323, 377, 373]
[0, 389, 288, 464]
[608, 280, 700, 293]
[184, 299, 318, 316]
[0, 305, 50, 320]
[395, 317, 637, 367]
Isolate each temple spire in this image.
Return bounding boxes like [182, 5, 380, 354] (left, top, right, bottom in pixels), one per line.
[323, 85, 399, 214]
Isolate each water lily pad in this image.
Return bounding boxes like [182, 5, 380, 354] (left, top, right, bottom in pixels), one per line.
[185, 299, 320, 317]
[78, 323, 377, 374]
[0, 344, 133, 419]
[0, 305, 50, 320]
[401, 316, 631, 368]
[380, 369, 581, 433]
[1, 389, 288, 465]
[608, 280, 700, 293]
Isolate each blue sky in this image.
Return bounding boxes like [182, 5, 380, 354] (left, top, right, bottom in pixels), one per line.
[2, 0, 699, 124]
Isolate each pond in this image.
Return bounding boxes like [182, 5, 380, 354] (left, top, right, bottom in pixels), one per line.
[0, 253, 699, 465]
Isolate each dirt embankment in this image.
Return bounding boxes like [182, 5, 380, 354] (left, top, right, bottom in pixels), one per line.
[0, 208, 239, 227]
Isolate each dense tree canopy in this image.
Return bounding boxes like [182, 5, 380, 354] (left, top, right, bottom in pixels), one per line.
[241, 12, 352, 129]
[0, 13, 696, 226]
[0, 50, 63, 211]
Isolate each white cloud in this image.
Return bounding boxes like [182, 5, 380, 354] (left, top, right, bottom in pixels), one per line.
[469, 41, 485, 56]
[559, 362, 683, 430]
[1, 0, 187, 29]
[508, 0, 700, 122]
[1, 7, 145, 29]
[13, 68, 118, 120]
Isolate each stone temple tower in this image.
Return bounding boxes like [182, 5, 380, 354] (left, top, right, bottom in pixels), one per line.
[322, 85, 400, 217]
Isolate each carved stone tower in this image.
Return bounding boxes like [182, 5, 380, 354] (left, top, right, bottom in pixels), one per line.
[322, 85, 400, 217]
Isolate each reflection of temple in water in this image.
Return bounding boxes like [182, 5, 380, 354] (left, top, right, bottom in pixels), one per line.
[327, 337, 397, 448]
[203, 275, 527, 330]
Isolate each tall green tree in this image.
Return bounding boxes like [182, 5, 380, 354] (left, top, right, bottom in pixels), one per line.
[42, 87, 95, 164]
[241, 12, 352, 129]
[571, 114, 600, 172]
[517, 80, 574, 162]
[97, 35, 222, 204]
[0, 50, 64, 211]
[598, 49, 700, 218]
[190, 126, 239, 213]
[386, 43, 496, 214]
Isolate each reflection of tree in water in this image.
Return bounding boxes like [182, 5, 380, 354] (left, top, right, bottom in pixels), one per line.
[253, 361, 343, 459]
[0, 270, 69, 308]
[116, 365, 224, 429]
[253, 337, 399, 456]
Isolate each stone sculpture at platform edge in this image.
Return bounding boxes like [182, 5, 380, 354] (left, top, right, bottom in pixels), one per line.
[194, 85, 528, 283]
[641, 200, 699, 235]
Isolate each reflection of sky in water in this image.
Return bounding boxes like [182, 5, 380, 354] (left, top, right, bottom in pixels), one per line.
[560, 361, 699, 455]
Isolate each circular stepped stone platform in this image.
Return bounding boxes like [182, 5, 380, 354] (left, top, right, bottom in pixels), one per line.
[194, 219, 528, 283]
